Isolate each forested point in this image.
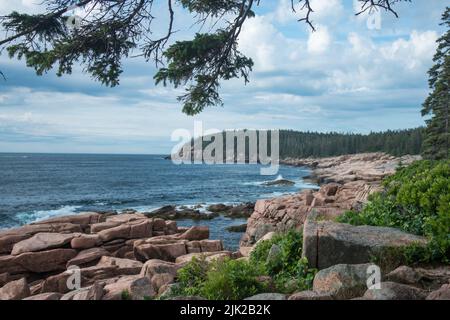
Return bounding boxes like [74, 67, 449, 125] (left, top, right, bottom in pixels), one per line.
[180, 127, 424, 160]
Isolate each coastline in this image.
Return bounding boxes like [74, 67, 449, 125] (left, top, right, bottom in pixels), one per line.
[3, 152, 448, 301]
[241, 152, 421, 246]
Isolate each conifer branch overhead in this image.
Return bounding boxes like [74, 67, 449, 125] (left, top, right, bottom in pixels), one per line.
[0, 0, 410, 115]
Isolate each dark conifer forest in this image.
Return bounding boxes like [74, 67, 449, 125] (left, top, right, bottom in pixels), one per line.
[278, 128, 423, 158]
[185, 127, 424, 160]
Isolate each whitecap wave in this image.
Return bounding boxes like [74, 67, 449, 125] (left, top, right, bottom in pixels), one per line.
[15, 205, 82, 225]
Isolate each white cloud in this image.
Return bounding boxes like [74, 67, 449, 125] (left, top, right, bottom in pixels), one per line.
[309, 0, 344, 21]
[380, 30, 438, 70]
[0, 1, 445, 153]
[307, 25, 331, 53]
[238, 16, 279, 72]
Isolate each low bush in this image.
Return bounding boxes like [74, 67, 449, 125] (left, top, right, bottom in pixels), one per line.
[201, 258, 267, 300]
[338, 160, 450, 264]
[172, 230, 316, 299]
[173, 256, 266, 300]
[250, 230, 317, 293]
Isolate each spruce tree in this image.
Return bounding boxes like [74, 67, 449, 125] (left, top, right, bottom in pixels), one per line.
[422, 7, 450, 160]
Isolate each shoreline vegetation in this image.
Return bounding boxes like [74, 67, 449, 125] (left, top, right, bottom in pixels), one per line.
[1, 152, 448, 300]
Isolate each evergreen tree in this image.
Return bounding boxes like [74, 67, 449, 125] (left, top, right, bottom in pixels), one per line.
[422, 7, 450, 160]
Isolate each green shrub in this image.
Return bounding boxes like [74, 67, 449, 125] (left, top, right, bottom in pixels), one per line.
[172, 230, 316, 300]
[201, 258, 266, 300]
[121, 290, 131, 300]
[338, 160, 450, 264]
[175, 256, 210, 297]
[174, 257, 266, 300]
[250, 230, 317, 293]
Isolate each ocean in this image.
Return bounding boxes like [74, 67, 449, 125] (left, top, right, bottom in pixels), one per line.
[0, 153, 317, 249]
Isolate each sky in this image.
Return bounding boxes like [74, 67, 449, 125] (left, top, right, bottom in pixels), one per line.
[0, 0, 448, 154]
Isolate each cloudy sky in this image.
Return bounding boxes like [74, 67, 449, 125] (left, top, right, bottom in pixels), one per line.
[0, 0, 447, 154]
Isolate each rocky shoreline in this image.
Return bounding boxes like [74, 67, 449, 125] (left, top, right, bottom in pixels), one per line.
[0, 152, 448, 300]
[242, 153, 421, 246]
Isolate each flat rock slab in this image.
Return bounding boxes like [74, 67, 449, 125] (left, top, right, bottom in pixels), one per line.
[96, 256, 143, 275]
[362, 282, 427, 300]
[30, 212, 104, 226]
[0, 223, 82, 254]
[11, 233, 78, 255]
[302, 214, 428, 269]
[15, 249, 78, 273]
[102, 275, 154, 300]
[67, 247, 111, 268]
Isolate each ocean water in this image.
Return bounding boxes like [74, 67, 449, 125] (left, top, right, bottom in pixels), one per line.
[0, 153, 317, 249]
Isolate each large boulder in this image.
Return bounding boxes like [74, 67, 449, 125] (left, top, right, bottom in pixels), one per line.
[66, 247, 111, 268]
[362, 282, 427, 300]
[42, 257, 142, 294]
[42, 265, 116, 294]
[11, 232, 78, 255]
[178, 226, 209, 241]
[0, 233, 30, 255]
[207, 204, 231, 213]
[0, 273, 10, 287]
[31, 212, 104, 227]
[312, 264, 375, 300]
[165, 221, 178, 234]
[14, 249, 78, 273]
[198, 240, 223, 252]
[0, 255, 27, 274]
[70, 234, 101, 249]
[102, 275, 154, 300]
[140, 260, 178, 279]
[73, 283, 104, 300]
[226, 202, 255, 218]
[302, 213, 428, 269]
[0, 278, 30, 300]
[96, 256, 143, 275]
[60, 282, 104, 300]
[106, 213, 148, 223]
[97, 219, 152, 242]
[386, 265, 450, 290]
[0, 223, 82, 254]
[426, 283, 450, 300]
[140, 260, 179, 293]
[241, 196, 310, 246]
[134, 240, 187, 262]
[90, 221, 121, 233]
[151, 273, 175, 292]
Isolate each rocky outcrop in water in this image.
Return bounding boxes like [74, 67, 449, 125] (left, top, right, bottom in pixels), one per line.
[144, 202, 255, 220]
